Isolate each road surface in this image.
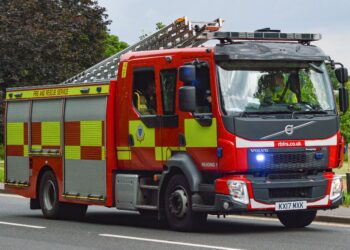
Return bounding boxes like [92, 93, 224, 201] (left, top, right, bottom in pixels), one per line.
[0, 193, 349, 250]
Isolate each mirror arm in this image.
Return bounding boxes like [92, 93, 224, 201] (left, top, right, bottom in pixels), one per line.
[334, 62, 344, 68]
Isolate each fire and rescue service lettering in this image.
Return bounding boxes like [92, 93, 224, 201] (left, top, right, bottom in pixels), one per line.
[33, 88, 69, 97]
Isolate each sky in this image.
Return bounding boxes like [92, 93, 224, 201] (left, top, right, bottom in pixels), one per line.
[97, 0, 350, 68]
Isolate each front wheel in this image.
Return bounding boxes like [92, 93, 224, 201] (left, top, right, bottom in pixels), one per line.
[277, 210, 317, 228]
[164, 174, 207, 231]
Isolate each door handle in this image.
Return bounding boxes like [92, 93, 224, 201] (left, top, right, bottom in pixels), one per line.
[128, 134, 134, 146]
[179, 133, 186, 147]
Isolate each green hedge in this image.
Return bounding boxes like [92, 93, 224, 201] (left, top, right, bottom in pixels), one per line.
[344, 193, 350, 207]
[0, 144, 3, 160]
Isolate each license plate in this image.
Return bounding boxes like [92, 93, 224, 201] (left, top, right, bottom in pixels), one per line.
[275, 201, 307, 211]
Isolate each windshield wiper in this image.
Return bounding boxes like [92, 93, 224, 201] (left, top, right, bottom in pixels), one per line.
[241, 111, 291, 117]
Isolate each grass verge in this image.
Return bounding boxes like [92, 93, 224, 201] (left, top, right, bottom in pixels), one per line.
[0, 163, 3, 183]
[334, 162, 349, 175]
[344, 193, 350, 207]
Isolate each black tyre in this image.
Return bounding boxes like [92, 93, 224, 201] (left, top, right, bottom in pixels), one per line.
[139, 210, 158, 218]
[164, 174, 207, 231]
[277, 210, 317, 228]
[39, 171, 87, 219]
[64, 203, 88, 220]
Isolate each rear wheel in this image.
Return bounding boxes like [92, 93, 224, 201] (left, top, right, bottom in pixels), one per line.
[277, 210, 317, 228]
[164, 174, 207, 231]
[39, 171, 87, 219]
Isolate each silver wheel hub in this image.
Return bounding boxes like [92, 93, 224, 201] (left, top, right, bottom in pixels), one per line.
[43, 180, 56, 210]
[169, 188, 188, 218]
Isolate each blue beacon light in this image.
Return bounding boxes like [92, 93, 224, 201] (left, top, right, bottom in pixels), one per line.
[256, 154, 265, 162]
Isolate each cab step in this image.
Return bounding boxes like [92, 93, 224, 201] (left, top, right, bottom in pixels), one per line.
[135, 205, 158, 210]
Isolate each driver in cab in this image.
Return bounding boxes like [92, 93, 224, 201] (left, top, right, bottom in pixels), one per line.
[262, 73, 297, 104]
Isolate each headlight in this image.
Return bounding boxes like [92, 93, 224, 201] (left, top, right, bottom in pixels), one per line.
[330, 176, 342, 201]
[227, 180, 249, 204]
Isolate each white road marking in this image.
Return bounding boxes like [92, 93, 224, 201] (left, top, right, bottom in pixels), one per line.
[228, 215, 350, 228]
[311, 221, 350, 228]
[0, 221, 46, 229]
[0, 193, 26, 199]
[99, 234, 244, 250]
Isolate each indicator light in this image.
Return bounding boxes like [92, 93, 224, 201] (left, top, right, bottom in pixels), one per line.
[217, 147, 223, 158]
[315, 152, 324, 160]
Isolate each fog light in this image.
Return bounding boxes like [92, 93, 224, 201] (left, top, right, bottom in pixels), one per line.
[223, 201, 230, 210]
[330, 176, 342, 201]
[256, 154, 265, 162]
[227, 180, 249, 204]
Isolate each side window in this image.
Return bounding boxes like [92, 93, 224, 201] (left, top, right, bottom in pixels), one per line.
[132, 67, 157, 115]
[193, 63, 212, 113]
[160, 69, 177, 114]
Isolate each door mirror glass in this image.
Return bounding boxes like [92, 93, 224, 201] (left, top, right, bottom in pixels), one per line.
[179, 86, 196, 112]
[339, 87, 349, 113]
[179, 65, 196, 84]
[335, 67, 348, 84]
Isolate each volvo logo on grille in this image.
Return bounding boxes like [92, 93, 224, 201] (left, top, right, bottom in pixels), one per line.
[260, 121, 316, 140]
[285, 125, 294, 136]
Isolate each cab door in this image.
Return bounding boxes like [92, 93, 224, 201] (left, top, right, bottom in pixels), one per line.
[156, 61, 181, 163]
[126, 60, 163, 171]
[160, 57, 219, 171]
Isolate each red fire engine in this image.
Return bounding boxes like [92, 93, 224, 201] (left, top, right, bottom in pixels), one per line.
[4, 17, 349, 231]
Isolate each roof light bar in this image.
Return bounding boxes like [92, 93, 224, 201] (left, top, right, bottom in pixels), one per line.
[209, 31, 321, 43]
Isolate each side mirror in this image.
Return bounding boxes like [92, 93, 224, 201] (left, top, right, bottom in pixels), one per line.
[335, 67, 348, 84]
[179, 65, 196, 84]
[339, 87, 349, 113]
[179, 86, 196, 112]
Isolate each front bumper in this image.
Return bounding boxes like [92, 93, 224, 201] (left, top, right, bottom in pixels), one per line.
[207, 172, 342, 214]
[213, 192, 343, 214]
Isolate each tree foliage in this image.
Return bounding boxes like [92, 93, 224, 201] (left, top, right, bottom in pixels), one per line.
[139, 21, 166, 40]
[339, 81, 350, 143]
[0, 0, 111, 143]
[103, 33, 128, 58]
[156, 22, 166, 30]
[0, 0, 110, 89]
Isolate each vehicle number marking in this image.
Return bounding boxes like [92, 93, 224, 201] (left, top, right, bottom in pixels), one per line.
[275, 201, 307, 211]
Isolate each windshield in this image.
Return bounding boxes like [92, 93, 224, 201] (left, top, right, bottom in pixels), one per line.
[217, 62, 335, 115]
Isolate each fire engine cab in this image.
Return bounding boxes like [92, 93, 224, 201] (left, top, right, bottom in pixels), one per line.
[4, 17, 349, 231]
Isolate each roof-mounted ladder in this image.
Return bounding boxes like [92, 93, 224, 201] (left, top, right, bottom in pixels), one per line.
[63, 17, 223, 84]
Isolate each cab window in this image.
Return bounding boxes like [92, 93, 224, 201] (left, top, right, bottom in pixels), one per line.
[160, 69, 177, 114]
[132, 67, 157, 115]
[192, 63, 212, 113]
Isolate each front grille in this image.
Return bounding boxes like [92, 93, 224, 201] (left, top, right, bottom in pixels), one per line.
[267, 173, 305, 180]
[269, 187, 312, 199]
[273, 153, 306, 164]
[248, 149, 328, 171]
